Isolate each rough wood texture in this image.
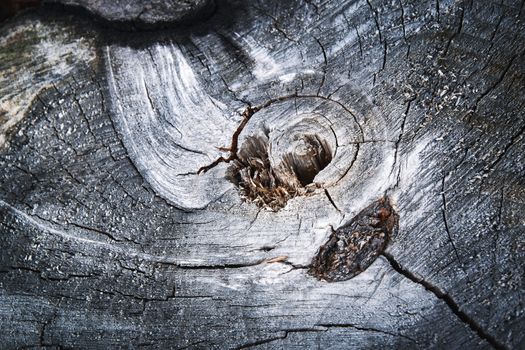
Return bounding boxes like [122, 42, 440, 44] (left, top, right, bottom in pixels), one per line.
[1, 0, 524, 349]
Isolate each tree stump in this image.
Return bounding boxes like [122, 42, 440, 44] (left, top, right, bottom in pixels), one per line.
[1, 1, 524, 349]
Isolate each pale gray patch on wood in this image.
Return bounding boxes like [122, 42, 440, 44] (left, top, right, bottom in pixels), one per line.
[0, 15, 96, 149]
[106, 43, 239, 210]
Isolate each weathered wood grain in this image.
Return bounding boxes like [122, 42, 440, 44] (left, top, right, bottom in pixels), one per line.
[0, 0, 524, 348]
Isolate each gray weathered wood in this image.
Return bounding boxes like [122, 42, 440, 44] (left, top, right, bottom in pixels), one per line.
[1, 0, 524, 349]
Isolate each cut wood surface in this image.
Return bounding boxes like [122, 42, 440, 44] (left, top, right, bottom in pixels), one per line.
[0, 0, 524, 349]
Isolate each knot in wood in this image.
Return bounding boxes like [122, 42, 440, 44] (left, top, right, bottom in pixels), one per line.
[310, 197, 399, 282]
[227, 127, 334, 211]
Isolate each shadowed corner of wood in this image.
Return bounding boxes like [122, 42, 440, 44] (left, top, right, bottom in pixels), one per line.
[0, 0, 41, 22]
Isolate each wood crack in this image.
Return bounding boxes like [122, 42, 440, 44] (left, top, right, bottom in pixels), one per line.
[253, 5, 298, 43]
[440, 175, 463, 269]
[472, 52, 521, 117]
[390, 97, 415, 187]
[317, 323, 418, 344]
[366, 0, 387, 72]
[441, 6, 465, 57]
[382, 252, 507, 350]
[324, 188, 341, 214]
[398, 0, 410, 57]
[68, 221, 140, 245]
[156, 259, 266, 270]
[480, 123, 525, 181]
[234, 328, 326, 349]
[313, 36, 328, 95]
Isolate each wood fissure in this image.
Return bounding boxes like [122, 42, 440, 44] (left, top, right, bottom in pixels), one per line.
[382, 252, 507, 350]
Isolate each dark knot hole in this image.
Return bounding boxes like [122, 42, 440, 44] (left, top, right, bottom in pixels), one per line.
[227, 132, 333, 211]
